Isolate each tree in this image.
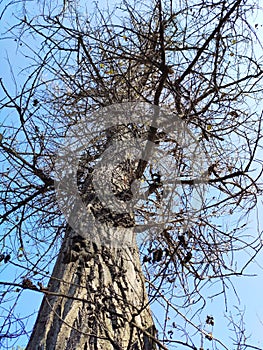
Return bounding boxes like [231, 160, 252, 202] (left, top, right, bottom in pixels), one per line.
[0, 0, 263, 349]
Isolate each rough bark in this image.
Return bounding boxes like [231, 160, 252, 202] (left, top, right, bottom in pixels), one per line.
[26, 126, 158, 350]
[26, 228, 157, 350]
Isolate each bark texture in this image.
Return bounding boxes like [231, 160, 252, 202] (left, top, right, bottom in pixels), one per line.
[27, 221, 159, 350]
[26, 229, 157, 350]
[26, 125, 158, 349]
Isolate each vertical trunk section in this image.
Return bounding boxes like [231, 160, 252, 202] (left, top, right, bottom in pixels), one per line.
[27, 125, 159, 349]
[26, 228, 157, 350]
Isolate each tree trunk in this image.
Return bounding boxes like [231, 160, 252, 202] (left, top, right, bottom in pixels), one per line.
[26, 124, 159, 349]
[26, 227, 157, 350]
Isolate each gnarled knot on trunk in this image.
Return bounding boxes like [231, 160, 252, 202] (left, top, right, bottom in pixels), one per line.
[62, 234, 94, 265]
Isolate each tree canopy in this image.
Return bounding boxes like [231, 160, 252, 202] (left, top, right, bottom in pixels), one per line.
[0, 0, 263, 349]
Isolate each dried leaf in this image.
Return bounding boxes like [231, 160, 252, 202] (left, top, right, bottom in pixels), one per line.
[106, 69, 114, 74]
